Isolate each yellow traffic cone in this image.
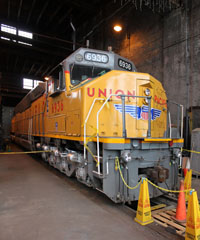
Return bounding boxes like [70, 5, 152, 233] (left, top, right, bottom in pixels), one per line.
[134, 178, 153, 226]
[185, 190, 200, 240]
[184, 169, 192, 201]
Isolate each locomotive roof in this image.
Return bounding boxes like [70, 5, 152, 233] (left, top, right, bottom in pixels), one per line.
[62, 47, 137, 72]
[14, 82, 46, 115]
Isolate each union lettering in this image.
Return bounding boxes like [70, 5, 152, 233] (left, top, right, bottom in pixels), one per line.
[87, 87, 135, 99]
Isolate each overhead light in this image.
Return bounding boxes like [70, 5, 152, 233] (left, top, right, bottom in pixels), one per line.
[114, 25, 122, 32]
[44, 76, 49, 81]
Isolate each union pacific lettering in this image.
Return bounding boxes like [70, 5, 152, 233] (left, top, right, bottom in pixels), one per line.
[154, 95, 167, 106]
[87, 88, 135, 99]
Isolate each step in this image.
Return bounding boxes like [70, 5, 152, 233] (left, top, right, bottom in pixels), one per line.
[92, 170, 104, 179]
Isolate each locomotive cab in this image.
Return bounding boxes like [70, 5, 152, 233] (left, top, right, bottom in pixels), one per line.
[61, 48, 137, 93]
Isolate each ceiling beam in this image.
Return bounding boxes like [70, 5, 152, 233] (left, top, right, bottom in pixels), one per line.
[14, 56, 19, 72]
[1, 92, 27, 98]
[7, 0, 11, 19]
[17, 0, 23, 21]
[35, 64, 44, 76]
[169, 0, 181, 7]
[21, 59, 27, 74]
[6, 55, 9, 72]
[28, 64, 35, 75]
[36, 2, 49, 25]
[26, 0, 37, 24]
[42, 65, 52, 77]
[66, 0, 95, 10]
[0, 35, 69, 58]
[48, 4, 63, 25]
[58, 8, 73, 25]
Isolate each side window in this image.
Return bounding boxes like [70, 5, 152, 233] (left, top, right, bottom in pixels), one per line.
[59, 67, 65, 90]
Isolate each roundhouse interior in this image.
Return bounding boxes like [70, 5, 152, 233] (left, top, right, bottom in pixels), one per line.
[0, 1, 200, 239]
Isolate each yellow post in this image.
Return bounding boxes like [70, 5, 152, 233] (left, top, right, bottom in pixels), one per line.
[184, 169, 192, 201]
[185, 190, 200, 240]
[134, 178, 153, 226]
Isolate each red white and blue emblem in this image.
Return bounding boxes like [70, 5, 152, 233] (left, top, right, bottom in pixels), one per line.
[114, 104, 161, 120]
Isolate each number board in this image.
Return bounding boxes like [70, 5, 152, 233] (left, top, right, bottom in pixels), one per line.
[118, 59, 132, 71]
[84, 52, 109, 63]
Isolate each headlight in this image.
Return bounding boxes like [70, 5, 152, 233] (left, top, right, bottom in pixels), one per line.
[144, 88, 151, 96]
[75, 54, 83, 62]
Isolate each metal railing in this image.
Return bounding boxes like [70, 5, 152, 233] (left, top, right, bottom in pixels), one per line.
[83, 95, 184, 176]
[96, 94, 152, 174]
[84, 98, 104, 160]
[167, 100, 183, 139]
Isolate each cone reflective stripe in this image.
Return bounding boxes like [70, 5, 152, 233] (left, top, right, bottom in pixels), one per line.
[185, 190, 200, 240]
[184, 170, 192, 201]
[186, 158, 191, 169]
[183, 158, 190, 177]
[134, 178, 153, 226]
[174, 180, 186, 222]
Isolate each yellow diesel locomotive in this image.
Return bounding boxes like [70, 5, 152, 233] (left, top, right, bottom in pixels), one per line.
[11, 48, 183, 202]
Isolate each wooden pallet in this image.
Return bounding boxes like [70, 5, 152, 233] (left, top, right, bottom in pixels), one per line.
[152, 208, 186, 237]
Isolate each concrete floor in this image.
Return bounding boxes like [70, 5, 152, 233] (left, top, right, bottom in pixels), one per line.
[0, 145, 182, 240]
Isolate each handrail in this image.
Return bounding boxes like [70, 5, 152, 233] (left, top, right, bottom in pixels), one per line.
[168, 111, 172, 138]
[167, 100, 184, 139]
[83, 98, 104, 159]
[96, 94, 151, 174]
[84, 95, 183, 176]
[181, 104, 183, 139]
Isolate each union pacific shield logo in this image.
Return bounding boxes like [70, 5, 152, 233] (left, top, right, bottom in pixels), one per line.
[114, 104, 161, 120]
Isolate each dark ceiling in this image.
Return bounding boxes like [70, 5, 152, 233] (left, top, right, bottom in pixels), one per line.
[0, 0, 181, 93]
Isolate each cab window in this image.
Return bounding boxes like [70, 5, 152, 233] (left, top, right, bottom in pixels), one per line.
[70, 64, 110, 86]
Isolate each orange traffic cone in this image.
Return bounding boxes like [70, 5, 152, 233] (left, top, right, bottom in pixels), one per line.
[173, 180, 186, 222]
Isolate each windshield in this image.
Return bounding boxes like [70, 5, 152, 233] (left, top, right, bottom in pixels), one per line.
[70, 64, 110, 86]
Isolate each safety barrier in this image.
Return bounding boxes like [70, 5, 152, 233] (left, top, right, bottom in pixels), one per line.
[116, 156, 200, 240]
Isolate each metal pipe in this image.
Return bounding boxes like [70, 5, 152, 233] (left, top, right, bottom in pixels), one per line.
[177, 105, 180, 138]
[121, 96, 127, 138]
[169, 111, 172, 138]
[147, 96, 152, 138]
[181, 105, 184, 139]
[166, 101, 169, 138]
[70, 21, 76, 51]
